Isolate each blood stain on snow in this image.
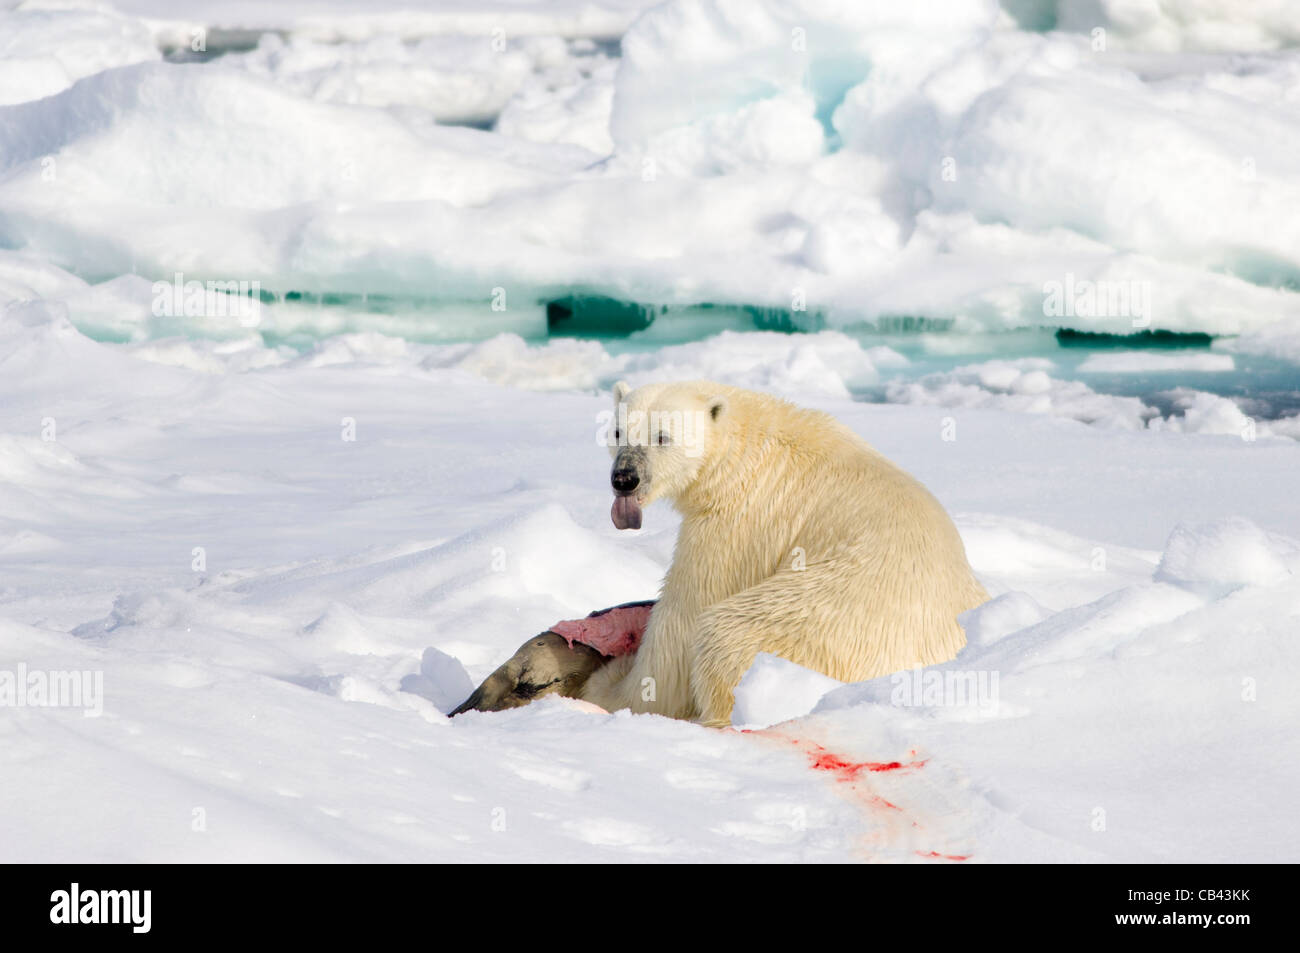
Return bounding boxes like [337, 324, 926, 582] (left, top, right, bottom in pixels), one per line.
[741, 731, 927, 784]
[800, 742, 926, 781]
[744, 729, 970, 860]
[866, 795, 902, 812]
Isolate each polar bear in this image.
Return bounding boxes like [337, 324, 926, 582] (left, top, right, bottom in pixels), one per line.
[453, 380, 987, 726]
[579, 379, 988, 725]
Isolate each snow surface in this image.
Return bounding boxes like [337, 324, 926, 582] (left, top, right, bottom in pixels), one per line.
[1, 0, 1298, 863]
[2, 302, 1298, 862]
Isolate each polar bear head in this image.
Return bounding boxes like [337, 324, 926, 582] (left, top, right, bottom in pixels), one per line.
[606, 380, 728, 530]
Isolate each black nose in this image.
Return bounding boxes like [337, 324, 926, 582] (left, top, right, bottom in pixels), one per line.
[611, 469, 639, 494]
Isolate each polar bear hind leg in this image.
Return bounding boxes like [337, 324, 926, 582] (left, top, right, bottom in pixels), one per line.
[690, 562, 968, 727]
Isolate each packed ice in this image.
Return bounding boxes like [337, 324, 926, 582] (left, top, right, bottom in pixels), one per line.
[0, 0, 1297, 862]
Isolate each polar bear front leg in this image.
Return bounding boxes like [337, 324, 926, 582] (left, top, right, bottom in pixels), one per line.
[688, 570, 826, 727]
[577, 653, 638, 710]
[690, 616, 769, 728]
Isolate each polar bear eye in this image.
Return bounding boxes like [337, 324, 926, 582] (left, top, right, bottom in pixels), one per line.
[655, 432, 671, 446]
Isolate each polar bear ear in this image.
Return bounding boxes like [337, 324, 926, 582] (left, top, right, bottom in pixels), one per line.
[613, 380, 631, 403]
[707, 395, 727, 421]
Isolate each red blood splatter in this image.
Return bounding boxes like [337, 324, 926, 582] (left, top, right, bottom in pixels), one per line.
[742, 730, 966, 859]
[801, 742, 925, 781]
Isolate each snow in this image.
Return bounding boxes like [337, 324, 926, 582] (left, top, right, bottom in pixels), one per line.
[0, 4, 160, 106]
[2, 1, 1299, 335]
[2, 303, 1298, 861]
[811, 557, 1299, 862]
[220, 32, 619, 130]
[1155, 519, 1296, 593]
[112, 0, 661, 43]
[618, 331, 908, 398]
[1077, 351, 1235, 373]
[884, 357, 1270, 433]
[224, 32, 538, 125]
[1221, 320, 1300, 367]
[731, 654, 843, 729]
[0, 0, 1298, 863]
[1052, 0, 1300, 53]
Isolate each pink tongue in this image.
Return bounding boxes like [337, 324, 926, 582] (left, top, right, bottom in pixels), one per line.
[611, 495, 642, 530]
